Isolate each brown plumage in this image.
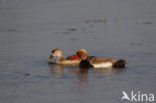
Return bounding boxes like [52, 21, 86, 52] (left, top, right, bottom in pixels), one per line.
[66, 54, 77, 60]
[73, 49, 126, 68]
[48, 48, 80, 65]
[91, 58, 117, 64]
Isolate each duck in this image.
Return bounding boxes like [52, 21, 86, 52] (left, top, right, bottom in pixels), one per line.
[72, 49, 126, 68]
[48, 48, 80, 65]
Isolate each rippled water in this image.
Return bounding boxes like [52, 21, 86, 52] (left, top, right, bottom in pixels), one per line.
[0, 0, 156, 103]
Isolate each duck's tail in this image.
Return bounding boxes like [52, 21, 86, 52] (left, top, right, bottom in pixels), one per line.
[113, 59, 126, 68]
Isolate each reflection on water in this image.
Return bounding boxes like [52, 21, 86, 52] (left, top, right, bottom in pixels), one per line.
[48, 63, 127, 95]
[92, 67, 126, 75]
[48, 63, 64, 77]
[48, 62, 126, 81]
[74, 68, 89, 81]
[72, 67, 89, 93]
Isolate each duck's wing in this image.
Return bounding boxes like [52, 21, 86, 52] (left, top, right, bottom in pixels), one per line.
[90, 57, 118, 68]
[91, 57, 117, 64]
[66, 54, 77, 60]
[91, 58, 126, 68]
[60, 59, 80, 65]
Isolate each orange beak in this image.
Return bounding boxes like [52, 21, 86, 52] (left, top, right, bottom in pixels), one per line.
[48, 55, 53, 61]
[72, 55, 78, 60]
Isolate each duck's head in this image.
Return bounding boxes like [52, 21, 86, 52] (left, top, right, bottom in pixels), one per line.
[48, 48, 63, 61]
[73, 49, 88, 60]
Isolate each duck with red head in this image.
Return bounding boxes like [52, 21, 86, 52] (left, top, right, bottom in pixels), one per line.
[73, 49, 126, 68]
[48, 48, 80, 65]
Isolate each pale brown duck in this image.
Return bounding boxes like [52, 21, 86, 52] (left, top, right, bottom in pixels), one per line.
[48, 48, 80, 65]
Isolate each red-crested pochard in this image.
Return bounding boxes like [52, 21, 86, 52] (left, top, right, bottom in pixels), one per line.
[48, 48, 80, 65]
[72, 49, 126, 68]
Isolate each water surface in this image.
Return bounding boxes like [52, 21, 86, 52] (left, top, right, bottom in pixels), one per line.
[0, 0, 156, 103]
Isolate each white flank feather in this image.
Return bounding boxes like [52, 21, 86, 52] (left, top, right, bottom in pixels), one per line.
[92, 62, 113, 68]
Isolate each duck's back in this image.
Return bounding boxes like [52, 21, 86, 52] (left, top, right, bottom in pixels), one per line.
[66, 55, 76, 60]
